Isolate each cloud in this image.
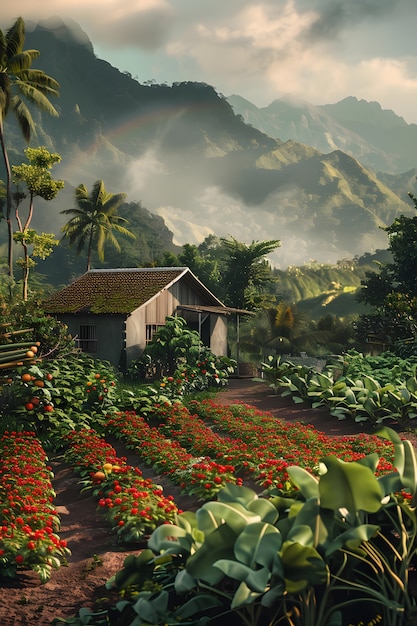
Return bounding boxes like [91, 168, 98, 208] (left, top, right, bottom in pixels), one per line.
[2, 0, 175, 50]
[302, 0, 395, 42]
[1, 0, 417, 122]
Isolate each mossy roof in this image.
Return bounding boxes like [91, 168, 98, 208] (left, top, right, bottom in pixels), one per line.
[44, 267, 221, 314]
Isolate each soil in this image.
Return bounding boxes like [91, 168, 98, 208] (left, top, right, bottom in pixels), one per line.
[1, 378, 416, 626]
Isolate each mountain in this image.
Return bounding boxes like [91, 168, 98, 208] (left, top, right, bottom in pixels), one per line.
[228, 94, 417, 175]
[1, 17, 415, 272]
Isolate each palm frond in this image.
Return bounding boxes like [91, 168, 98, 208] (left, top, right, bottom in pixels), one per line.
[5, 17, 25, 60]
[111, 223, 136, 238]
[9, 96, 34, 142]
[13, 84, 59, 116]
[0, 31, 7, 60]
[8, 50, 41, 72]
[91, 180, 107, 207]
[17, 68, 60, 91]
[61, 207, 90, 218]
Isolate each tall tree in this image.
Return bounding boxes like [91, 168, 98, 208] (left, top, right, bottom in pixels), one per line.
[220, 237, 281, 310]
[0, 17, 60, 281]
[61, 180, 135, 271]
[356, 191, 417, 345]
[12, 147, 63, 300]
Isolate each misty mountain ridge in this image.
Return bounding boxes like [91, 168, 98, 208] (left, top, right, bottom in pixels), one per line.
[228, 94, 417, 175]
[1, 17, 416, 271]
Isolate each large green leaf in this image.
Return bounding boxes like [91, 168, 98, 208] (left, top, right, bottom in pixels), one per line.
[287, 465, 319, 499]
[174, 594, 223, 620]
[288, 497, 330, 546]
[280, 541, 327, 591]
[377, 471, 403, 497]
[375, 426, 417, 499]
[260, 584, 286, 609]
[247, 497, 279, 523]
[197, 501, 260, 535]
[148, 523, 192, 555]
[195, 507, 220, 536]
[107, 550, 155, 590]
[231, 580, 263, 609]
[186, 523, 238, 584]
[174, 569, 197, 593]
[217, 482, 258, 506]
[319, 455, 383, 514]
[234, 522, 282, 568]
[324, 524, 380, 557]
[133, 590, 169, 623]
[362, 375, 381, 391]
[286, 524, 314, 547]
[406, 376, 417, 393]
[401, 440, 417, 500]
[374, 426, 405, 472]
[213, 560, 270, 592]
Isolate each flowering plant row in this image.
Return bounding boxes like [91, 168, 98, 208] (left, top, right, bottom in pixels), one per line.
[106, 398, 398, 498]
[0, 431, 70, 583]
[147, 399, 396, 491]
[106, 412, 242, 500]
[190, 399, 399, 485]
[155, 402, 254, 466]
[63, 429, 179, 543]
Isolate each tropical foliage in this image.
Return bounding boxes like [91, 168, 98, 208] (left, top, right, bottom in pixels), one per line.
[70, 430, 417, 626]
[162, 236, 280, 311]
[12, 147, 63, 299]
[127, 315, 236, 391]
[356, 191, 417, 346]
[0, 17, 60, 279]
[60, 179, 135, 271]
[259, 350, 417, 427]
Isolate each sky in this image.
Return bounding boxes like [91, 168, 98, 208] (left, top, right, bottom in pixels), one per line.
[2, 0, 417, 124]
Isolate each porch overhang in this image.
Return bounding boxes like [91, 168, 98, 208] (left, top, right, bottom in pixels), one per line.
[176, 304, 253, 316]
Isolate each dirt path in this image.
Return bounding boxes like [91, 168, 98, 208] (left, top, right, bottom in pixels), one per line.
[216, 378, 368, 436]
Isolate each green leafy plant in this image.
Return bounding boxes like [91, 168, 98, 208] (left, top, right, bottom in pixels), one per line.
[0, 353, 120, 445]
[128, 316, 236, 394]
[83, 428, 417, 626]
[259, 350, 417, 427]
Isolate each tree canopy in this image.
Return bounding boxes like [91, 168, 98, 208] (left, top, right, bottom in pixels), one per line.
[0, 17, 60, 281]
[61, 180, 135, 271]
[12, 146, 63, 299]
[161, 235, 280, 311]
[356, 191, 417, 345]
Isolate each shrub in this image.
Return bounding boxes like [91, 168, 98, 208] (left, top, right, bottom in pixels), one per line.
[127, 315, 236, 393]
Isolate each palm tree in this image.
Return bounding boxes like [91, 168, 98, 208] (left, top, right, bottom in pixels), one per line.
[220, 237, 281, 309]
[0, 17, 60, 281]
[61, 180, 136, 271]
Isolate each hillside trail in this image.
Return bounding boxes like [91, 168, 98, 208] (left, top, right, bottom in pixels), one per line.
[0, 377, 414, 625]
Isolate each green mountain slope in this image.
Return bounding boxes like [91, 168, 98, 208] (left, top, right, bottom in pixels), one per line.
[0, 18, 412, 272]
[228, 94, 417, 174]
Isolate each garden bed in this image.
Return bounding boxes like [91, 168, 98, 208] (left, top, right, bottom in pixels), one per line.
[0, 379, 416, 625]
